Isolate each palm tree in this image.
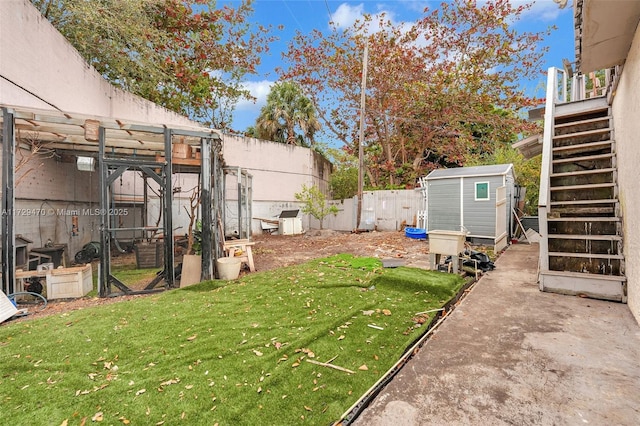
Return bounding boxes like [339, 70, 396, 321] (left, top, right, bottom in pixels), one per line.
[256, 81, 321, 146]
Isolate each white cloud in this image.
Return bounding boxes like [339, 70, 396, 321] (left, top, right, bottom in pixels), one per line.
[330, 3, 400, 33]
[474, 0, 571, 23]
[331, 3, 365, 28]
[512, 0, 572, 22]
[235, 80, 274, 111]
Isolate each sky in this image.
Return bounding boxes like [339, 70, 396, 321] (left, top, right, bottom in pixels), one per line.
[223, 0, 575, 134]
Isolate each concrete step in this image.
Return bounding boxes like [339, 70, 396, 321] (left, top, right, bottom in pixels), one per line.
[539, 270, 626, 302]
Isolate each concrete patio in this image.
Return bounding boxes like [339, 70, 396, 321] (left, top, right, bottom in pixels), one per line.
[354, 243, 640, 425]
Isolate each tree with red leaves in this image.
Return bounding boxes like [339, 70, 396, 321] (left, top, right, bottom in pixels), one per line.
[281, 0, 550, 188]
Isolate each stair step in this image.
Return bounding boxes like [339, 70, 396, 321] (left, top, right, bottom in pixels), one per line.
[554, 116, 611, 130]
[552, 153, 613, 164]
[548, 234, 622, 241]
[541, 270, 626, 282]
[553, 127, 611, 140]
[551, 207, 615, 214]
[550, 182, 615, 191]
[554, 98, 608, 119]
[548, 251, 624, 260]
[550, 168, 616, 178]
[552, 140, 612, 153]
[550, 199, 617, 206]
[547, 217, 620, 222]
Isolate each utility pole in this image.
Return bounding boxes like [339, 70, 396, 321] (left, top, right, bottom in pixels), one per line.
[356, 41, 368, 230]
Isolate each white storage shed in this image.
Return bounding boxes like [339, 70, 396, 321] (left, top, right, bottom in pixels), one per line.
[425, 164, 516, 251]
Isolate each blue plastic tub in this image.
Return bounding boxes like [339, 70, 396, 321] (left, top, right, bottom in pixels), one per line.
[405, 227, 427, 239]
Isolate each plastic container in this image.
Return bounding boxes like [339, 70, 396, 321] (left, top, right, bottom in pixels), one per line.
[216, 257, 242, 280]
[405, 227, 427, 239]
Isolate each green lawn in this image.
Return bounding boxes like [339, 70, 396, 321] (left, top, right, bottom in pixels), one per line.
[0, 254, 464, 425]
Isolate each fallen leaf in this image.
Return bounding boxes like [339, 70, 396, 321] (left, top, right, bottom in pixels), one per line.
[304, 406, 312, 411]
[160, 378, 180, 386]
[60, 420, 68, 426]
[358, 365, 368, 371]
[382, 309, 392, 316]
[92, 411, 103, 422]
[337, 335, 345, 340]
[187, 335, 197, 341]
[135, 389, 146, 396]
[362, 310, 374, 316]
[253, 350, 263, 357]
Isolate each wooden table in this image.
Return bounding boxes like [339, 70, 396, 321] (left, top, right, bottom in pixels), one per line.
[223, 239, 256, 272]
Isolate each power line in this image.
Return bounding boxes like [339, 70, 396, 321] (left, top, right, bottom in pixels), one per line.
[323, 0, 333, 22]
[281, 0, 303, 31]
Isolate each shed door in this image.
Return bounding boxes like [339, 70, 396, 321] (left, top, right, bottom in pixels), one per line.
[495, 186, 508, 251]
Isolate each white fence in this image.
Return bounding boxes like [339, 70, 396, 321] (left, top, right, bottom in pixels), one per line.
[309, 189, 426, 232]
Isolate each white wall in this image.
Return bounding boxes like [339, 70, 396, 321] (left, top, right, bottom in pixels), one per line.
[222, 134, 331, 234]
[612, 29, 640, 323]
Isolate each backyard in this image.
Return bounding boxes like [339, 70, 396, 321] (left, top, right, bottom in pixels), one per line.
[0, 231, 467, 425]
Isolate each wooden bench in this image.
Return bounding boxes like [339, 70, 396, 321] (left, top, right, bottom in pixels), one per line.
[223, 239, 256, 272]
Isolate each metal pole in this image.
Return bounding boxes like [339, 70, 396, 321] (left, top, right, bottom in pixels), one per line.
[201, 137, 212, 281]
[163, 129, 175, 288]
[237, 170, 242, 238]
[357, 41, 368, 230]
[98, 126, 110, 297]
[2, 109, 15, 294]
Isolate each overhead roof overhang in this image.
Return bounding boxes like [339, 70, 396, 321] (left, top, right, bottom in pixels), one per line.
[576, 0, 640, 73]
[0, 104, 221, 160]
[512, 134, 542, 160]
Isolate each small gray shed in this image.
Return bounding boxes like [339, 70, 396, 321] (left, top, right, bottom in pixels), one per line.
[425, 164, 516, 251]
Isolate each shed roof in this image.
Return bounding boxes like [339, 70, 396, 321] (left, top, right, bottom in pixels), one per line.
[425, 164, 513, 180]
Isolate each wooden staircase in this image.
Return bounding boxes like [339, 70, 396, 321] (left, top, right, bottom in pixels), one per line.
[539, 97, 626, 301]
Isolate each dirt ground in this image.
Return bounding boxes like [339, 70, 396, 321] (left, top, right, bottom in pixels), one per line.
[5, 230, 431, 325]
[250, 229, 430, 272]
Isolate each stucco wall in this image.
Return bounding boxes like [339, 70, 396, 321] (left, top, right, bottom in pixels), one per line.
[221, 134, 332, 234]
[612, 30, 640, 323]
